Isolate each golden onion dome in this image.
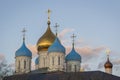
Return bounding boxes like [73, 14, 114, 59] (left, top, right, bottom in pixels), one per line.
[104, 57, 113, 68]
[37, 21, 56, 51]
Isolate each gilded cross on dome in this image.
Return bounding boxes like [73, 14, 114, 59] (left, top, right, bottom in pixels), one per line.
[106, 49, 111, 55]
[105, 48, 111, 61]
[71, 34, 76, 48]
[47, 9, 51, 20]
[105, 48, 111, 59]
[22, 28, 27, 41]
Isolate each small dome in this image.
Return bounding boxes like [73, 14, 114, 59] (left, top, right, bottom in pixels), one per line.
[104, 58, 113, 68]
[48, 37, 65, 53]
[15, 41, 32, 57]
[65, 48, 81, 62]
[35, 57, 39, 65]
[37, 26, 56, 51]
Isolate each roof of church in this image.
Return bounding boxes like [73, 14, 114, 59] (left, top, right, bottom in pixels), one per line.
[15, 41, 32, 57]
[65, 47, 81, 62]
[48, 37, 65, 53]
[3, 71, 120, 80]
[35, 57, 39, 65]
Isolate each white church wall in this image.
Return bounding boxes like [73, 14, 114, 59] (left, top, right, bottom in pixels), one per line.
[48, 52, 65, 72]
[105, 68, 112, 74]
[15, 56, 31, 74]
[66, 60, 80, 72]
[38, 51, 48, 68]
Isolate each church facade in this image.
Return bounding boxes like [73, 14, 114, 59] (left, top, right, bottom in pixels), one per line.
[14, 10, 113, 75]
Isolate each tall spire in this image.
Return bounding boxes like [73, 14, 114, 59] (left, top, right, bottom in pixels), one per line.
[71, 34, 76, 48]
[22, 28, 26, 42]
[54, 23, 59, 36]
[47, 9, 51, 25]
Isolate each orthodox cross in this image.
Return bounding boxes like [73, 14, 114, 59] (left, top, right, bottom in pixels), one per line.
[22, 28, 26, 41]
[71, 34, 76, 48]
[54, 23, 59, 36]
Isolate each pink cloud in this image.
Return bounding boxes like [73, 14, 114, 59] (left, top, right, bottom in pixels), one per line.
[58, 29, 106, 63]
[27, 44, 38, 58]
[65, 46, 105, 62]
[0, 53, 5, 60]
[58, 28, 74, 39]
[0, 53, 5, 64]
[76, 38, 84, 45]
[81, 63, 91, 71]
[112, 59, 120, 65]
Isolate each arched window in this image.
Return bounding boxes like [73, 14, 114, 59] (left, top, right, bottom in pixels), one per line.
[43, 57, 45, 67]
[52, 57, 54, 65]
[18, 61, 20, 70]
[74, 65, 77, 72]
[58, 56, 60, 65]
[24, 60, 26, 69]
[29, 61, 31, 70]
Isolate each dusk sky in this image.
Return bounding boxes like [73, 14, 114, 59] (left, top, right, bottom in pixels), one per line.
[0, 0, 120, 76]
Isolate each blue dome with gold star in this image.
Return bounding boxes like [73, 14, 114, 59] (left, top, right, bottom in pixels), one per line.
[65, 47, 81, 62]
[48, 37, 65, 53]
[15, 41, 32, 57]
[35, 57, 39, 65]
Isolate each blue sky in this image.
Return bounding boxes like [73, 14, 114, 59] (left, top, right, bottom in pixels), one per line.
[0, 0, 120, 76]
